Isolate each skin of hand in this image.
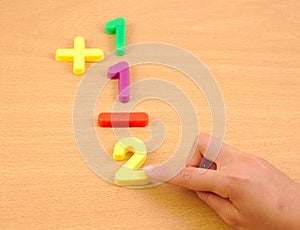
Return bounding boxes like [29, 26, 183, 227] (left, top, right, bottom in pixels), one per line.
[144, 133, 300, 230]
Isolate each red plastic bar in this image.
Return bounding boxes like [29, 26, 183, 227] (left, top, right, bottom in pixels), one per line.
[98, 112, 149, 127]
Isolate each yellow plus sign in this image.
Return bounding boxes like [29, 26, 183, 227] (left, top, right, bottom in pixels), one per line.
[55, 36, 104, 75]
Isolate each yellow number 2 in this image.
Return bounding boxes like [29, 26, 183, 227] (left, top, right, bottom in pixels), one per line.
[113, 137, 149, 186]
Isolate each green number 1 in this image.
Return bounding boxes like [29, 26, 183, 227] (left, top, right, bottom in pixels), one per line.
[105, 17, 126, 56]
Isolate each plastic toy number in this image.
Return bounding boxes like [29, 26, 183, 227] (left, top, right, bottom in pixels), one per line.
[105, 17, 126, 56]
[113, 137, 149, 186]
[107, 61, 130, 103]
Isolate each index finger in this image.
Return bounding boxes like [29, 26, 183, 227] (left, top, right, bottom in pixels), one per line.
[166, 166, 230, 198]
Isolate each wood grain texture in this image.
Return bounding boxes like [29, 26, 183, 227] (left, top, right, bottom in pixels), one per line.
[0, 0, 299, 229]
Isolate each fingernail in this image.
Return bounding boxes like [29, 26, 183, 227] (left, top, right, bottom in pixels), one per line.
[198, 167, 208, 174]
[143, 166, 154, 174]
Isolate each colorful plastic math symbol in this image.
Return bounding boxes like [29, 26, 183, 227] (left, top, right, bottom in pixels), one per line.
[105, 17, 126, 56]
[55, 36, 104, 75]
[108, 61, 130, 103]
[113, 137, 149, 186]
[98, 112, 149, 127]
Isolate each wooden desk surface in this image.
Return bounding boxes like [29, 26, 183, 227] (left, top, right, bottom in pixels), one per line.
[1, 0, 299, 229]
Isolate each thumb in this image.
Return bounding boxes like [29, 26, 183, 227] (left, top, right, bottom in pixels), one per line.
[197, 191, 239, 226]
[144, 165, 229, 198]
